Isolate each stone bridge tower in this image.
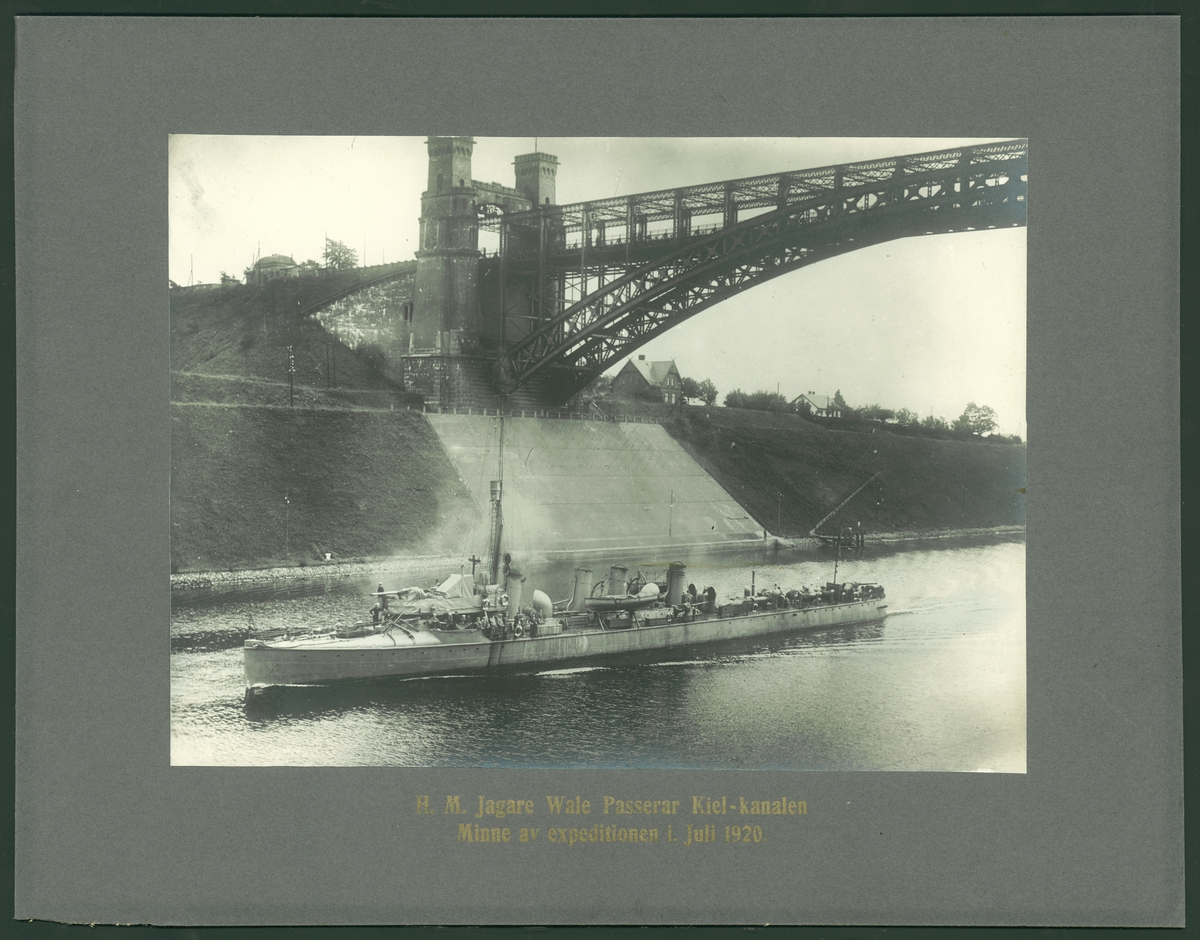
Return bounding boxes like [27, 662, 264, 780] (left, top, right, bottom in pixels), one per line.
[412, 136, 480, 349]
[513, 150, 559, 208]
[404, 137, 561, 406]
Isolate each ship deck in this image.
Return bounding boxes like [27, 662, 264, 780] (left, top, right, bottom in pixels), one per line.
[244, 600, 888, 689]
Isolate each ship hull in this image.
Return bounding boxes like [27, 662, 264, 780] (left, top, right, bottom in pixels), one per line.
[244, 600, 887, 689]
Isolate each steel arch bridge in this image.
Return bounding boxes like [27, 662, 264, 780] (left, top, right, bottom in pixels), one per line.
[479, 139, 1026, 400]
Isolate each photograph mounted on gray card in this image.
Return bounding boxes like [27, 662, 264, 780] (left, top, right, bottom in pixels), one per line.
[170, 135, 1027, 770]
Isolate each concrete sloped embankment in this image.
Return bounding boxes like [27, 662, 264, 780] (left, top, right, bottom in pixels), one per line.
[425, 415, 766, 558]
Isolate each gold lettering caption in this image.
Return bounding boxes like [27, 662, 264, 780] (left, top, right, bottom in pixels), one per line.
[414, 794, 808, 846]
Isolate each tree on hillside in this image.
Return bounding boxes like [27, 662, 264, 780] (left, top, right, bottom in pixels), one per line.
[297, 259, 323, 276]
[578, 375, 613, 402]
[921, 414, 949, 431]
[745, 390, 791, 412]
[832, 389, 849, 412]
[858, 403, 895, 422]
[953, 402, 999, 436]
[724, 389, 791, 412]
[895, 408, 920, 426]
[324, 238, 359, 271]
[681, 376, 719, 406]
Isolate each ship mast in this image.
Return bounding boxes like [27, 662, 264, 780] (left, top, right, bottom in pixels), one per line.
[487, 411, 505, 585]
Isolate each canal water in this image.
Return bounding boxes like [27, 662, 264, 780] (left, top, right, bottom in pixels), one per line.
[171, 536, 1025, 771]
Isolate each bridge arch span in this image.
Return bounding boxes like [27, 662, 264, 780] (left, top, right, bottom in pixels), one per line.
[495, 141, 1026, 400]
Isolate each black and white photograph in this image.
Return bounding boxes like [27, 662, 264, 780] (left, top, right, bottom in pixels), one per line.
[170, 135, 1028, 769]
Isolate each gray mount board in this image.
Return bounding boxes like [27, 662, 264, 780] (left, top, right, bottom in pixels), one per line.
[14, 16, 1181, 925]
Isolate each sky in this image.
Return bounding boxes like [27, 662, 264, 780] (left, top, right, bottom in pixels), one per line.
[169, 136, 1026, 435]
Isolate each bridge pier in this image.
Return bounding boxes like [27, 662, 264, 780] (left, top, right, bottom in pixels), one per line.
[399, 353, 585, 411]
[405, 137, 569, 411]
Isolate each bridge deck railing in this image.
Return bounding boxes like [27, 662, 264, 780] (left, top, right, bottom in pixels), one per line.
[420, 404, 661, 423]
[485, 223, 732, 263]
[480, 139, 1026, 236]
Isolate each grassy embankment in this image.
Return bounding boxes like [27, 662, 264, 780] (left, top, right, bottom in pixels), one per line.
[171, 406, 480, 573]
[662, 406, 1026, 536]
[170, 267, 412, 393]
[170, 275, 477, 573]
[170, 277, 1024, 571]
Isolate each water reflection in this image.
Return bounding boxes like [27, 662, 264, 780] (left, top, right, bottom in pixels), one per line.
[241, 619, 888, 725]
[171, 536, 1025, 770]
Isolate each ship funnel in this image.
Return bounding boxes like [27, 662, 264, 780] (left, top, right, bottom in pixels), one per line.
[530, 589, 553, 619]
[608, 565, 628, 597]
[666, 562, 687, 606]
[569, 567, 593, 611]
[505, 569, 524, 621]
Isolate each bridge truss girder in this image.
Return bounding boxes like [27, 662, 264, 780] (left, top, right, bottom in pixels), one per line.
[491, 143, 1027, 398]
[483, 138, 1027, 241]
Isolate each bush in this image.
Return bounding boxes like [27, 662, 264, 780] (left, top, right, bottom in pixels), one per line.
[857, 403, 894, 422]
[748, 391, 792, 412]
[724, 388, 792, 412]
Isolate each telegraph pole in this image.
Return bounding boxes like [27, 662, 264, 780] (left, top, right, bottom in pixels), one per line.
[833, 526, 842, 588]
[287, 345, 295, 407]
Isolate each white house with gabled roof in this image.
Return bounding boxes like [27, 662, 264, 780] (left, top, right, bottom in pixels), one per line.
[612, 355, 683, 404]
[792, 391, 843, 418]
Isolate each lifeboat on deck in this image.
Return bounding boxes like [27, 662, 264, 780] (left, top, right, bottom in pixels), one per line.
[585, 581, 660, 612]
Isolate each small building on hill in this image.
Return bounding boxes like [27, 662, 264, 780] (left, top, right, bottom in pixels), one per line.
[612, 355, 683, 404]
[793, 392, 843, 418]
[245, 254, 299, 286]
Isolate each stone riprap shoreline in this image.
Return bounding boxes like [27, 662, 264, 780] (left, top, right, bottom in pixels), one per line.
[867, 524, 1025, 543]
[170, 525, 1024, 592]
[774, 524, 1025, 551]
[170, 554, 467, 592]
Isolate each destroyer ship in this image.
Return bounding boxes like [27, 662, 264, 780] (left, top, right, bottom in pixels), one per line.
[243, 561, 887, 690]
[243, 418, 887, 690]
